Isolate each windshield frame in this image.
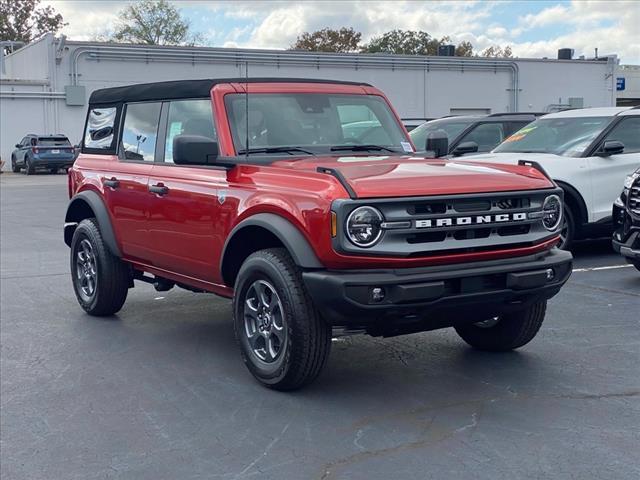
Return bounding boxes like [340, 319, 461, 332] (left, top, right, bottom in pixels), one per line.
[493, 116, 613, 157]
[223, 92, 412, 157]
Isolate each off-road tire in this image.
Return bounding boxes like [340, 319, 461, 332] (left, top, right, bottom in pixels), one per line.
[11, 156, 19, 173]
[233, 248, 331, 390]
[24, 158, 35, 175]
[455, 300, 547, 351]
[70, 218, 129, 316]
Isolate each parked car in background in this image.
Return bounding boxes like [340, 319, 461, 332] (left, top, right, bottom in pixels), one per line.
[409, 113, 543, 157]
[613, 168, 640, 271]
[461, 107, 640, 249]
[11, 134, 76, 175]
[401, 117, 434, 132]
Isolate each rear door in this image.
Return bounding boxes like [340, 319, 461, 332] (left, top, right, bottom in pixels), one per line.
[146, 99, 228, 283]
[99, 102, 160, 262]
[587, 116, 640, 222]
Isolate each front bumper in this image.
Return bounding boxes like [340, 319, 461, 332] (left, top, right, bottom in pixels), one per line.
[303, 248, 572, 336]
[612, 229, 640, 261]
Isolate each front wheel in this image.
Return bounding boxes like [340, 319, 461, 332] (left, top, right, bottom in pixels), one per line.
[11, 156, 19, 173]
[454, 300, 547, 351]
[70, 218, 129, 316]
[558, 206, 575, 250]
[233, 248, 331, 390]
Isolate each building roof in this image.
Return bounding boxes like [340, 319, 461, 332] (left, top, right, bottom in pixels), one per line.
[88, 77, 373, 105]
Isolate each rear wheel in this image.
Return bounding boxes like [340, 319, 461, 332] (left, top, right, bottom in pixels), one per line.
[455, 300, 547, 351]
[49, 167, 58, 174]
[233, 248, 331, 390]
[11, 156, 19, 173]
[70, 218, 129, 316]
[24, 158, 35, 175]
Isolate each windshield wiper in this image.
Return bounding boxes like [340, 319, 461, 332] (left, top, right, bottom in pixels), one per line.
[237, 146, 316, 155]
[330, 144, 398, 153]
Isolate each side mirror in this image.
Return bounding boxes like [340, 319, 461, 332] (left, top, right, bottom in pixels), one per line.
[173, 135, 219, 165]
[451, 141, 479, 157]
[597, 140, 624, 156]
[425, 130, 449, 158]
[15, 144, 21, 148]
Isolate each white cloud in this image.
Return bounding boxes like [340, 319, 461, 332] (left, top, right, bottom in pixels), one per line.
[38, 0, 640, 63]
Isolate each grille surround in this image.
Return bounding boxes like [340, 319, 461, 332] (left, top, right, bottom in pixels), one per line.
[332, 188, 563, 257]
[628, 179, 640, 217]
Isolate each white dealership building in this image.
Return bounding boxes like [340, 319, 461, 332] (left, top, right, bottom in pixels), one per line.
[0, 34, 626, 169]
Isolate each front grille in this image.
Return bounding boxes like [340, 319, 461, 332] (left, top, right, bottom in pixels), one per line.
[629, 181, 640, 216]
[333, 188, 561, 257]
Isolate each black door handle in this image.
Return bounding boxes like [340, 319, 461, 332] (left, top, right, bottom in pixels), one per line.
[149, 183, 169, 196]
[104, 177, 119, 188]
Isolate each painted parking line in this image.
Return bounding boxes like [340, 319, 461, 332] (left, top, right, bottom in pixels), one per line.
[572, 264, 633, 273]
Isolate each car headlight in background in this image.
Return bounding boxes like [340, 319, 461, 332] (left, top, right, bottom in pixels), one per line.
[346, 206, 383, 247]
[542, 194, 562, 231]
[623, 171, 640, 189]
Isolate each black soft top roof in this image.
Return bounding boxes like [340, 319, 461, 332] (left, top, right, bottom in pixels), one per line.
[89, 77, 373, 105]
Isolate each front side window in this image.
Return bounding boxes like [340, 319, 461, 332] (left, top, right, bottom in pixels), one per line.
[462, 122, 505, 152]
[603, 117, 640, 153]
[121, 103, 161, 161]
[494, 116, 611, 157]
[409, 118, 476, 151]
[225, 93, 409, 155]
[84, 107, 117, 150]
[164, 99, 217, 163]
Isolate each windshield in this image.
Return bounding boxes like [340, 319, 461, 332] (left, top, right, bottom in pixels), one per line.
[493, 117, 611, 157]
[38, 137, 70, 146]
[409, 117, 477, 150]
[225, 93, 410, 155]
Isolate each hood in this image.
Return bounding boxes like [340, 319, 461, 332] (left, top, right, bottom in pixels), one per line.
[273, 155, 553, 198]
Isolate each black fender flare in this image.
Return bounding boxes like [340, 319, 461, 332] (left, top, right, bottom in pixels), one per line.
[64, 190, 121, 257]
[554, 180, 588, 228]
[221, 213, 323, 278]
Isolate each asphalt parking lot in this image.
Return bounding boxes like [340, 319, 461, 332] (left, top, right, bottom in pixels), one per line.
[1, 172, 638, 480]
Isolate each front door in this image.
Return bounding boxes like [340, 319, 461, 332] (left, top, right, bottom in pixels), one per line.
[587, 116, 640, 222]
[145, 99, 228, 284]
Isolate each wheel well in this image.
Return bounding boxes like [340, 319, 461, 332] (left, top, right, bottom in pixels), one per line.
[64, 199, 95, 246]
[221, 226, 285, 287]
[555, 181, 587, 230]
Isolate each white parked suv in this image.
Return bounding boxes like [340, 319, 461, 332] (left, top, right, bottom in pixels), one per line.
[464, 107, 640, 248]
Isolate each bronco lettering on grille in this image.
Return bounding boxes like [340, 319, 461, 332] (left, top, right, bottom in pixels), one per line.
[415, 212, 528, 229]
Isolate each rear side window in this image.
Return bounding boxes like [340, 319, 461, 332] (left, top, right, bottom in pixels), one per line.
[84, 107, 117, 150]
[121, 103, 161, 161]
[164, 99, 216, 163]
[38, 137, 70, 146]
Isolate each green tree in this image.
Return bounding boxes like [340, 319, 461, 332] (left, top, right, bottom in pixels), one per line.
[0, 0, 66, 45]
[291, 27, 361, 53]
[110, 0, 201, 46]
[455, 41, 474, 57]
[481, 45, 513, 58]
[361, 30, 472, 56]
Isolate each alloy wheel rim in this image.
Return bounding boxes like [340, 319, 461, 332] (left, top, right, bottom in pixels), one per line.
[75, 238, 97, 300]
[243, 280, 286, 363]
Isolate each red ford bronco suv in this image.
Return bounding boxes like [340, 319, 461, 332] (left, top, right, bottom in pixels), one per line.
[65, 78, 572, 390]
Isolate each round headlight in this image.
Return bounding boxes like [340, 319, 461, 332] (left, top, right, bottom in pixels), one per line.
[346, 206, 383, 247]
[542, 195, 562, 231]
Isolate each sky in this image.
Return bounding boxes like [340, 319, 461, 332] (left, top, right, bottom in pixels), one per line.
[42, 0, 640, 64]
